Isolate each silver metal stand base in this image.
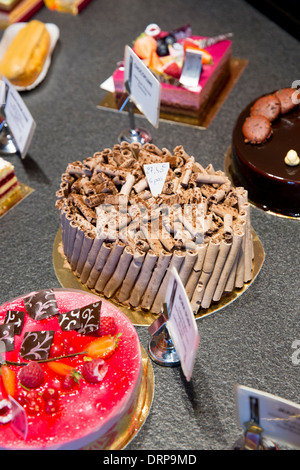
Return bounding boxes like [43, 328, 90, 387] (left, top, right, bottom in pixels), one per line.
[148, 324, 180, 367]
[0, 122, 18, 155]
[118, 127, 152, 145]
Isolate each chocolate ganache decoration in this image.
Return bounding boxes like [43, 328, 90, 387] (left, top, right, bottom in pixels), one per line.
[56, 142, 254, 314]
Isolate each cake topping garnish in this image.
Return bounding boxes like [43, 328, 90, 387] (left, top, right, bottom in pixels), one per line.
[58, 309, 81, 331]
[0, 323, 15, 352]
[23, 289, 59, 321]
[20, 330, 55, 361]
[4, 310, 25, 336]
[77, 301, 101, 335]
[19, 362, 44, 389]
[284, 149, 300, 166]
[0, 399, 13, 424]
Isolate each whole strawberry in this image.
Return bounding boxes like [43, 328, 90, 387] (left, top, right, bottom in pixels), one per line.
[97, 317, 116, 337]
[19, 362, 44, 389]
[82, 358, 108, 384]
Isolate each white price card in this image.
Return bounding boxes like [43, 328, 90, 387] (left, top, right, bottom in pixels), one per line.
[165, 266, 200, 381]
[144, 162, 169, 197]
[235, 385, 300, 449]
[2, 77, 36, 158]
[124, 46, 161, 128]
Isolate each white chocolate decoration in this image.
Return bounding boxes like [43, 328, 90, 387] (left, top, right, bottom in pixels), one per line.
[284, 149, 300, 166]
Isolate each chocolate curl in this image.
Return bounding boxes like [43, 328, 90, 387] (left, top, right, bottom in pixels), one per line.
[117, 249, 146, 303]
[138, 149, 162, 165]
[140, 222, 164, 254]
[210, 203, 238, 220]
[190, 239, 220, 314]
[69, 225, 85, 271]
[161, 147, 172, 157]
[66, 218, 78, 262]
[75, 214, 97, 236]
[143, 143, 163, 155]
[140, 250, 172, 310]
[133, 177, 148, 193]
[75, 231, 95, 277]
[195, 173, 228, 185]
[80, 236, 104, 284]
[179, 249, 198, 286]
[236, 187, 249, 209]
[120, 173, 136, 196]
[86, 242, 112, 289]
[165, 155, 184, 169]
[60, 207, 71, 254]
[94, 241, 125, 292]
[129, 251, 158, 307]
[234, 217, 246, 288]
[66, 161, 86, 177]
[173, 145, 191, 162]
[201, 239, 232, 309]
[180, 158, 194, 188]
[103, 246, 133, 298]
[95, 163, 128, 179]
[223, 213, 233, 243]
[185, 244, 208, 300]
[69, 193, 96, 224]
[129, 142, 142, 158]
[151, 251, 185, 314]
[240, 202, 253, 282]
[212, 228, 244, 302]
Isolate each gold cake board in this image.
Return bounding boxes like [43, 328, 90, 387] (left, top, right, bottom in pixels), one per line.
[82, 345, 154, 450]
[98, 58, 248, 129]
[53, 227, 265, 327]
[225, 146, 300, 220]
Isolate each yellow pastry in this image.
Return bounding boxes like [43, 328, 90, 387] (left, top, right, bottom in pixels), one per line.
[0, 20, 51, 87]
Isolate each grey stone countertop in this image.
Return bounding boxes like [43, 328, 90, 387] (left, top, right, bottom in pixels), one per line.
[0, 0, 299, 451]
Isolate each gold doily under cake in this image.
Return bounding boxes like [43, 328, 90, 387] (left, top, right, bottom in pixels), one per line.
[53, 227, 265, 326]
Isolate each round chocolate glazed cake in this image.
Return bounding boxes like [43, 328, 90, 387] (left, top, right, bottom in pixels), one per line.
[231, 89, 300, 217]
[56, 142, 254, 315]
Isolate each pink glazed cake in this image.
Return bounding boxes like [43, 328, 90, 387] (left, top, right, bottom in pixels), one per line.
[113, 29, 232, 117]
[0, 289, 142, 450]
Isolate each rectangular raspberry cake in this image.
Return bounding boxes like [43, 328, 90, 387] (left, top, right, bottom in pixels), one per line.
[112, 27, 232, 117]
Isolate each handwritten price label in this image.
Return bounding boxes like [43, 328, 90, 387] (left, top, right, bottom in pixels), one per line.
[144, 162, 170, 197]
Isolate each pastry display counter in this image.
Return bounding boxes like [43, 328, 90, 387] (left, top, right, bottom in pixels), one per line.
[0, 0, 299, 451]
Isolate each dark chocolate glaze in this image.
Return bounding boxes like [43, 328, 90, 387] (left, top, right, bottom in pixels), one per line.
[231, 98, 300, 217]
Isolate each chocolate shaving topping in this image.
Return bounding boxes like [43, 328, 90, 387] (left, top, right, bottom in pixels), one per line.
[23, 289, 59, 321]
[0, 323, 15, 352]
[4, 310, 25, 335]
[20, 330, 55, 361]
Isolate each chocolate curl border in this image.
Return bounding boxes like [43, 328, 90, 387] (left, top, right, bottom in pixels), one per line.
[179, 249, 198, 286]
[94, 241, 125, 293]
[140, 250, 172, 311]
[129, 251, 158, 308]
[190, 239, 221, 314]
[151, 250, 185, 314]
[74, 231, 95, 278]
[117, 249, 146, 303]
[201, 238, 232, 309]
[103, 246, 133, 298]
[86, 242, 112, 289]
[213, 228, 244, 303]
[80, 236, 104, 284]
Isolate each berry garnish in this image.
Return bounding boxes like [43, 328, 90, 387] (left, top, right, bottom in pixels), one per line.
[97, 317, 116, 337]
[27, 395, 44, 416]
[61, 375, 78, 391]
[1, 365, 17, 398]
[85, 334, 121, 360]
[43, 386, 59, 402]
[19, 362, 44, 389]
[82, 358, 108, 384]
[45, 399, 58, 415]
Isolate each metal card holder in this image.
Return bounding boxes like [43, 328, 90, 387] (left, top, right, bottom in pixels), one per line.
[148, 303, 180, 367]
[118, 79, 152, 145]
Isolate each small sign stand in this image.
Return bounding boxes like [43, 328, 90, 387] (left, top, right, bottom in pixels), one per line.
[148, 303, 180, 367]
[0, 80, 18, 156]
[118, 47, 161, 145]
[118, 79, 152, 145]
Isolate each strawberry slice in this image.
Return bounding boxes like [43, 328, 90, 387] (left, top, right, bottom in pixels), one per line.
[163, 61, 182, 79]
[47, 361, 76, 377]
[1, 365, 17, 398]
[133, 34, 157, 60]
[85, 334, 121, 360]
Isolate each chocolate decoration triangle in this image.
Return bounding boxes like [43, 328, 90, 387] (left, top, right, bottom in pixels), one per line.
[23, 289, 59, 321]
[4, 310, 25, 335]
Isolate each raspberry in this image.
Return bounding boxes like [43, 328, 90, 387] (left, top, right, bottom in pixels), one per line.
[19, 362, 44, 389]
[82, 358, 108, 384]
[97, 317, 116, 337]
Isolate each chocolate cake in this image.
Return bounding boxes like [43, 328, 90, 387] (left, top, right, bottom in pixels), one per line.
[56, 143, 254, 315]
[231, 89, 300, 217]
